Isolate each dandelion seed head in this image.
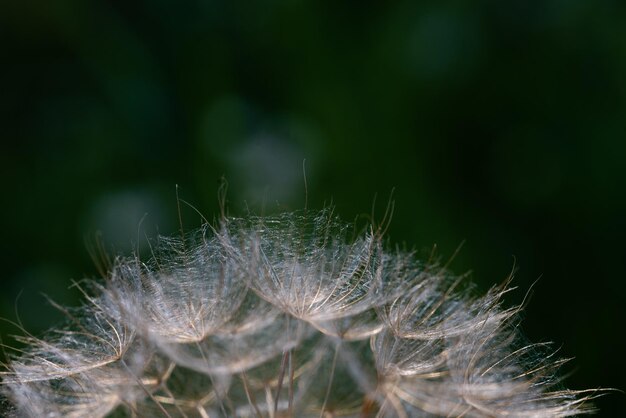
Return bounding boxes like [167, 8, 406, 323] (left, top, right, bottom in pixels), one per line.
[0, 207, 604, 417]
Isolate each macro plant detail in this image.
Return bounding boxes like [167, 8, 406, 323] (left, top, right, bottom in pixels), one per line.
[0, 208, 600, 417]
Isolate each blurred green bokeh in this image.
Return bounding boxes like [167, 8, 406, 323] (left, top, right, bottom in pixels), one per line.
[1, 1, 624, 414]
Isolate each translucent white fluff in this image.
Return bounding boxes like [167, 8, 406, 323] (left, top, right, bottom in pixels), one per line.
[0, 209, 602, 417]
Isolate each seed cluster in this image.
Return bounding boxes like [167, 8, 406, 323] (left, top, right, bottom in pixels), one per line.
[0, 209, 598, 417]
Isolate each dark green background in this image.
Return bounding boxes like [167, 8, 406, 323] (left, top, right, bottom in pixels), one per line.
[1, 1, 624, 415]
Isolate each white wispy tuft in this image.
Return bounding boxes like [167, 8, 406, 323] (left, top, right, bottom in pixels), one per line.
[0, 208, 604, 417]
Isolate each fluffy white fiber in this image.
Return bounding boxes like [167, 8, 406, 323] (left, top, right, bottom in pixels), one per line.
[0, 208, 601, 417]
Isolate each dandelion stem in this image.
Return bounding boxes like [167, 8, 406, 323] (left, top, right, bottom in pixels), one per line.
[319, 341, 340, 418]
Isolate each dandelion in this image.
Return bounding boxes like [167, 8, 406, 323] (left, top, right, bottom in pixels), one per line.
[0, 207, 603, 417]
